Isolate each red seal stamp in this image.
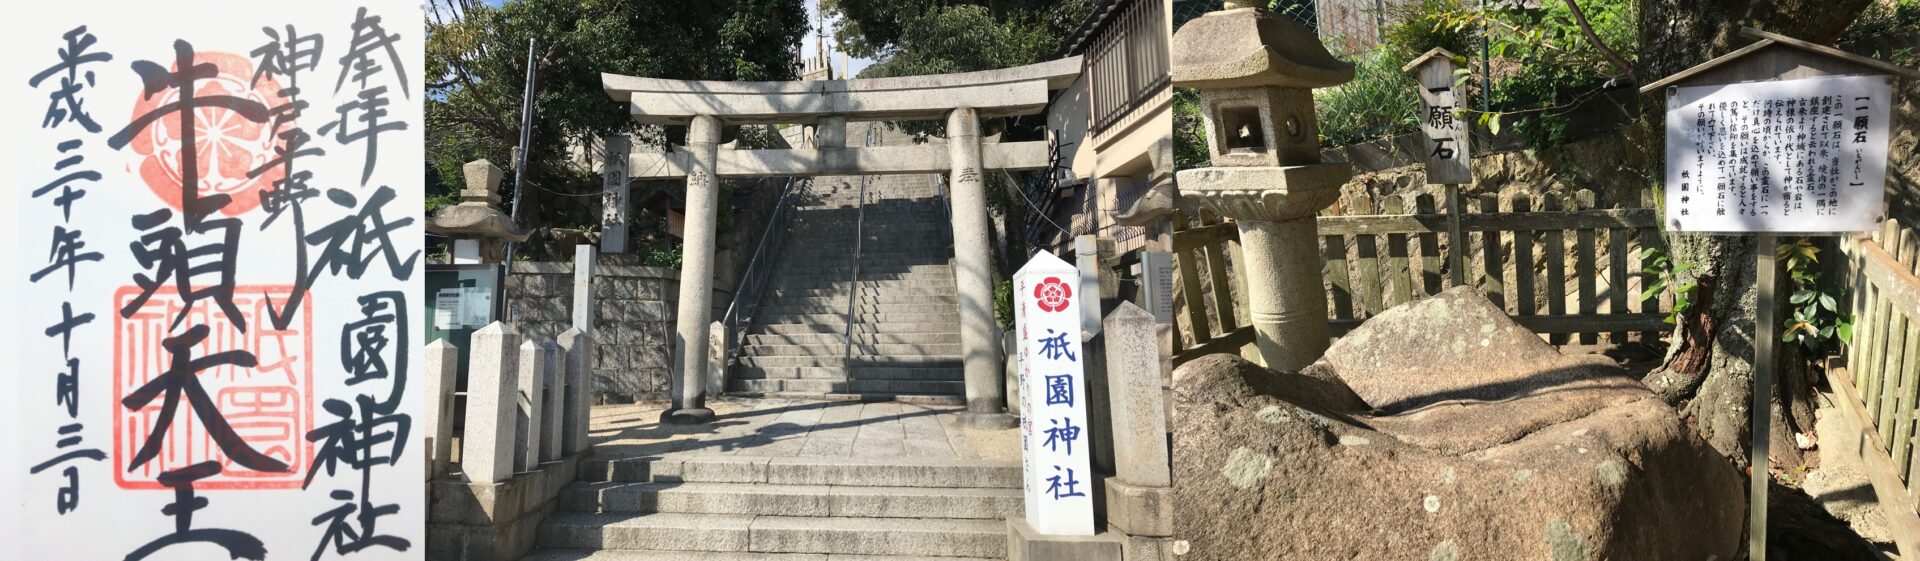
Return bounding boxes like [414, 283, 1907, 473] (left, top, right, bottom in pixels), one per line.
[1034, 276, 1073, 313]
[124, 50, 285, 217]
[113, 285, 313, 490]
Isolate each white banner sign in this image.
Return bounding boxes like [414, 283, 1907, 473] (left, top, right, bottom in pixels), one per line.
[1664, 74, 1892, 233]
[3, 2, 425, 559]
[1012, 251, 1095, 536]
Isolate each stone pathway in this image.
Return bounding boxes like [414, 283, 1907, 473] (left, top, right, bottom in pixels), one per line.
[519, 398, 1024, 560]
[587, 397, 1019, 462]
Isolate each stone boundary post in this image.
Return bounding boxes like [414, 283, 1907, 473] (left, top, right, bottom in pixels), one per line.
[463, 322, 520, 484]
[425, 339, 458, 480]
[515, 340, 548, 472]
[540, 340, 564, 463]
[1103, 302, 1173, 538]
[559, 327, 594, 455]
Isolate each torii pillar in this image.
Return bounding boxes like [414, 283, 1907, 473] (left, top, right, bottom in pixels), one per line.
[948, 107, 1016, 429]
[662, 115, 721, 424]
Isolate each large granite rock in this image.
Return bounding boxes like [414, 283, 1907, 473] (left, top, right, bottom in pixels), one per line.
[1172, 286, 1744, 560]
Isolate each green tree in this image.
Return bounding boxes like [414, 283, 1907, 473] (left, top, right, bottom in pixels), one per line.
[826, 0, 1090, 79]
[426, 0, 807, 258]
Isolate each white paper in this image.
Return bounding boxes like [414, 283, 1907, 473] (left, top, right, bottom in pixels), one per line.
[1664, 74, 1892, 234]
[436, 289, 463, 330]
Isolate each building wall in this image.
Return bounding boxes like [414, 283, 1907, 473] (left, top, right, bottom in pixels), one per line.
[502, 256, 682, 403]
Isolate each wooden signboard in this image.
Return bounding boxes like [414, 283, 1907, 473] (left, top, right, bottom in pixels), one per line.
[1405, 48, 1471, 185]
[1640, 27, 1919, 561]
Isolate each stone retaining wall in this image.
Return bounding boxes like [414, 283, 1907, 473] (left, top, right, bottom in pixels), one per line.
[504, 258, 684, 403]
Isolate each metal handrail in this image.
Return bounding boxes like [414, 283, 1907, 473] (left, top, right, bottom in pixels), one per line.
[720, 174, 807, 365]
[843, 123, 880, 357]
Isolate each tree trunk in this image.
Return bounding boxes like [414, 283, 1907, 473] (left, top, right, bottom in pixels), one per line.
[1634, 0, 1870, 471]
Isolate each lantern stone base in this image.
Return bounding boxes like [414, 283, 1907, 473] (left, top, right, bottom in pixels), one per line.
[427, 451, 589, 561]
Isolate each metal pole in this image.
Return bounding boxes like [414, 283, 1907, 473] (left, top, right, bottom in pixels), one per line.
[1446, 184, 1466, 286]
[1750, 233, 1777, 561]
[844, 124, 876, 358]
[501, 38, 539, 310]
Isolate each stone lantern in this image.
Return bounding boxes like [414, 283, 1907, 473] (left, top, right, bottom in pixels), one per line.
[1172, 2, 1354, 372]
[426, 159, 532, 263]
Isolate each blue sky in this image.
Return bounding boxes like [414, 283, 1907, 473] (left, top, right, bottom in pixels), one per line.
[473, 0, 878, 78]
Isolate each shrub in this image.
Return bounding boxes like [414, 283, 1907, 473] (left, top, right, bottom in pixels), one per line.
[1313, 50, 1421, 147]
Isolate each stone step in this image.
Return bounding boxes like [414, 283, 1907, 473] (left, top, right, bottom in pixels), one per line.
[521, 549, 998, 561]
[765, 274, 955, 285]
[537, 512, 1004, 557]
[584, 456, 1021, 488]
[751, 323, 959, 336]
[756, 290, 952, 301]
[766, 264, 953, 275]
[753, 313, 959, 325]
[737, 357, 962, 369]
[733, 366, 963, 380]
[754, 303, 954, 316]
[742, 333, 959, 346]
[738, 343, 962, 357]
[558, 481, 1022, 519]
[765, 280, 955, 291]
[758, 295, 956, 307]
[724, 390, 966, 406]
[728, 378, 963, 395]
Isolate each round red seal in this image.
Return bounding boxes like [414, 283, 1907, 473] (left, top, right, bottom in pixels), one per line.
[1034, 276, 1073, 313]
[126, 50, 286, 217]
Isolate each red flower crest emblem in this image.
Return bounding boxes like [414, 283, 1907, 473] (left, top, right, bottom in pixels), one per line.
[1034, 276, 1073, 313]
[125, 50, 286, 217]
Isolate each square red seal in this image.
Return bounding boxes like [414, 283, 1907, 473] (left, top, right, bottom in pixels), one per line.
[113, 285, 313, 490]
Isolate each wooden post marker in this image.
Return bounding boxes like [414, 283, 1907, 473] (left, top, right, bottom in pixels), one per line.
[1405, 48, 1471, 287]
[1640, 27, 1916, 560]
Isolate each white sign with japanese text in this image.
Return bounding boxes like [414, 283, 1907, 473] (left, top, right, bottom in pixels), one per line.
[2, 2, 425, 559]
[1012, 251, 1095, 536]
[1664, 74, 1891, 234]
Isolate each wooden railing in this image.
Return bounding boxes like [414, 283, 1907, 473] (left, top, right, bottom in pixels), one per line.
[1833, 218, 1920, 555]
[1127, 188, 1671, 366]
[1321, 188, 1669, 345]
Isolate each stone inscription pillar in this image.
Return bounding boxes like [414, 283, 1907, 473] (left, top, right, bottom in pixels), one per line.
[664, 115, 721, 425]
[947, 107, 1015, 429]
[600, 135, 630, 253]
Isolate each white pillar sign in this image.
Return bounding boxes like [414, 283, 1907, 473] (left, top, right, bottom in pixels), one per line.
[1012, 251, 1095, 536]
[3, 2, 425, 559]
[1664, 74, 1891, 233]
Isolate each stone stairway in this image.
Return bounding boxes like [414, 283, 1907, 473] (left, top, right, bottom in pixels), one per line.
[727, 124, 965, 404]
[525, 451, 1021, 560]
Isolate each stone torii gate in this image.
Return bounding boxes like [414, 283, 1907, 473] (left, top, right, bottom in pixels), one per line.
[600, 58, 1080, 427]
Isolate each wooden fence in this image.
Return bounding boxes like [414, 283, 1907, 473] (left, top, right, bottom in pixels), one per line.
[1138, 188, 1671, 366]
[1833, 219, 1920, 554]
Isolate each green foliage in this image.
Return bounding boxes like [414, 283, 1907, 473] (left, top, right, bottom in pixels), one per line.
[1379, 0, 1476, 63]
[1173, 88, 1208, 170]
[641, 245, 684, 269]
[1313, 50, 1421, 147]
[426, 0, 806, 259]
[829, 0, 1089, 138]
[995, 279, 1015, 330]
[1637, 246, 1697, 324]
[1777, 239, 1852, 354]
[1316, 0, 1636, 149]
[1841, 0, 1920, 64]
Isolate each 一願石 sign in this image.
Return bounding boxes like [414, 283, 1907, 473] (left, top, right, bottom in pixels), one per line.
[3, 1, 425, 559]
[1012, 251, 1095, 536]
[1664, 74, 1892, 234]
[1405, 48, 1471, 185]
